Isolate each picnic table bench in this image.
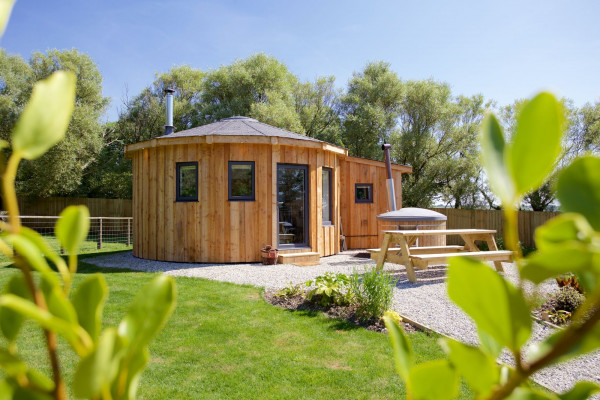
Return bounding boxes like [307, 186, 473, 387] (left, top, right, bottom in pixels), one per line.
[374, 229, 513, 283]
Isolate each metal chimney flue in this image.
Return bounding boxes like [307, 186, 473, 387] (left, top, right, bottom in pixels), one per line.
[381, 143, 397, 211]
[164, 88, 175, 135]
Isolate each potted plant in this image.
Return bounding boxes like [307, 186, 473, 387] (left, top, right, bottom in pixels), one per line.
[260, 245, 278, 265]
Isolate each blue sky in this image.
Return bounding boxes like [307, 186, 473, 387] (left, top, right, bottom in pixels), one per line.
[3, 0, 599, 121]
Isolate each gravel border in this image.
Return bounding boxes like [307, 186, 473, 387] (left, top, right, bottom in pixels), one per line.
[86, 250, 599, 394]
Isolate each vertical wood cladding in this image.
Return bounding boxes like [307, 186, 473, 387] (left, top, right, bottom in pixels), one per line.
[131, 143, 341, 262]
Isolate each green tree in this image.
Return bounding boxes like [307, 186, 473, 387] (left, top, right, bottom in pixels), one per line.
[341, 61, 403, 159]
[117, 65, 204, 145]
[0, 50, 33, 140]
[294, 76, 342, 145]
[0, 49, 109, 198]
[198, 53, 299, 127]
[92, 65, 204, 198]
[394, 80, 488, 208]
[569, 100, 600, 155]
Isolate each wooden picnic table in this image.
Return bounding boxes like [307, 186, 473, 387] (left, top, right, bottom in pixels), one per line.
[375, 229, 513, 283]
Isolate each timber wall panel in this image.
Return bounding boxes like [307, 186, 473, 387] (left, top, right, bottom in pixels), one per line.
[130, 142, 341, 262]
[340, 158, 404, 250]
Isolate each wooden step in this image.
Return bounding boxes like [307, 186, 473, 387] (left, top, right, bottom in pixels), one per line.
[277, 247, 313, 254]
[278, 252, 320, 265]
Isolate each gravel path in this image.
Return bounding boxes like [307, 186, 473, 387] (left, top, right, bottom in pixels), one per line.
[86, 250, 599, 395]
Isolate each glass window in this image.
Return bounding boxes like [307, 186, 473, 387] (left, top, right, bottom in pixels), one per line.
[355, 183, 373, 203]
[322, 167, 332, 225]
[176, 162, 198, 202]
[229, 161, 255, 201]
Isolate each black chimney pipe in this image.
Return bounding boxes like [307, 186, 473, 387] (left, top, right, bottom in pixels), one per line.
[164, 88, 175, 135]
[381, 143, 397, 211]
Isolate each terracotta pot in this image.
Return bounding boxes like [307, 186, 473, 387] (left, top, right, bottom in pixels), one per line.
[260, 247, 278, 265]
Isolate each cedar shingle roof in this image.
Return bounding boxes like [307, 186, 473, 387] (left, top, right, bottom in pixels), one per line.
[157, 116, 323, 143]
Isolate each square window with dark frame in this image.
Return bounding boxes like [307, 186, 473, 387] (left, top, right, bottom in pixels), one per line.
[355, 183, 373, 203]
[176, 162, 198, 202]
[229, 161, 255, 201]
[322, 167, 332, 225]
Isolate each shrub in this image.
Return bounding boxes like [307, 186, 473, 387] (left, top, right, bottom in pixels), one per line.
[556, 274, 584, 294]
[305, 273, 352, 307]
[350, 267, 397, 322]
[384, 310, 403, 325]
[275, 281, 303, 297]
[554, 286, 585, 314]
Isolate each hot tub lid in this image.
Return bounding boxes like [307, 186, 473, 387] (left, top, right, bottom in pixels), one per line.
[376, 207, 447, 222]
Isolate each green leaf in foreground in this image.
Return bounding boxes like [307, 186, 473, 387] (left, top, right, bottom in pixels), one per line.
[40, 279, 77, 323]
[56, 205, 90, 255]
[556, 156, 600, 231]
[114, 346, 149, 400]
[20, 226, 69, 279]
[408, 359, 458, 400]
[383, 312, 413, 383]
[73, 328, 119, 399]
[0, 294, 89, 354]
[440, 338, 498, 397]
[509, 92, 564, 197]
[3, 234, 60, 288]
[72, 274, 108, 342]
[527, 323, 600, 366]
[118, 275, 176, 351]
[0, 274, 29, 342]
[533, 213, 593, 252]
[558, 381, 600, 400]
[520, 244, 593, 284]
[11, 70, 76, 160]
[447, 257, 531, 351]
[0, 0, 15, 38]
[480, 114, 514, 205]
[506, 387, 559, 399]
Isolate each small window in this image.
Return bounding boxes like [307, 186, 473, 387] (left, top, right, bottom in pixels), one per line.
[176, 162, 198, 202]
[229, 161, 255, 201]
[322, 167, 332, 225]
[355, 183, 373, 203]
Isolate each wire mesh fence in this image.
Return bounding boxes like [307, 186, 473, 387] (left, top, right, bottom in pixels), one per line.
[0, 216, 133, 262]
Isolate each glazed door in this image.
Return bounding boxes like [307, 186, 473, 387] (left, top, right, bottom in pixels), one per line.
[277, 164, 309, 247]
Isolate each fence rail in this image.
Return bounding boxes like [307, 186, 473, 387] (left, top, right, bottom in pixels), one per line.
[1, 216, 133, 260]
[430, 208, 560, 247]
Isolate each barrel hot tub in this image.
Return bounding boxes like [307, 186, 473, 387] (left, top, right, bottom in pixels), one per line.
[376, 207, 447, 247]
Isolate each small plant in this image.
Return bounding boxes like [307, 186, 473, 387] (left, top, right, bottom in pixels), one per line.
[556, 274, 584, 294]
[275, 281, 303, 297]
[553, 286, 585, 314]
[545, 309, 572, 325]
[305, 272, 352, 307]
[384, 310, 403, 325]
[350, 267, 396, 322]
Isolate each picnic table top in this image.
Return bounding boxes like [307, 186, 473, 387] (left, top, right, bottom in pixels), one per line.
[381, 228, 497, 236]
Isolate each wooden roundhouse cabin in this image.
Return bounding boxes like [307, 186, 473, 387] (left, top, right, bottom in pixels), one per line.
[125, 115, 412, 264]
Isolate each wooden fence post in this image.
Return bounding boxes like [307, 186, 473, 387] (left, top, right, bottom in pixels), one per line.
[97, 218, 103, 249]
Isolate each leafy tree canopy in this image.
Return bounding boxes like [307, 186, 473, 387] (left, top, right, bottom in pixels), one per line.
[0, 49, 109, 198]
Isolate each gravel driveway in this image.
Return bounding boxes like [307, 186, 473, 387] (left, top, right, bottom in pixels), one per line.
[86, 250, 599, 395]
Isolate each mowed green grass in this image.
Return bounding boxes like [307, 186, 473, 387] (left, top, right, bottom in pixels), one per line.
[0, 256, 471, 399]
[0, 236, 131, 264]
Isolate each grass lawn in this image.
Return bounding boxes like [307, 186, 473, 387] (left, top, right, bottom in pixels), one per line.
[0, 253, 472, 399]
[0, 237, 131, 264]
